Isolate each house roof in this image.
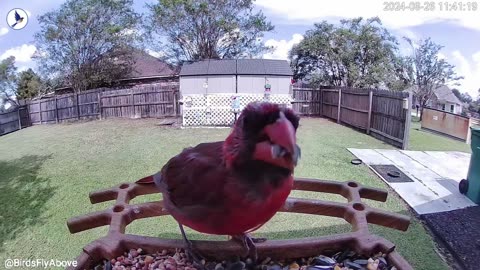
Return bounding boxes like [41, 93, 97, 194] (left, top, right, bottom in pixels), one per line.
[53, 50, 177, 93]
[128, 51, 176, 79]
[433, 85, 462, 105]
[406, 85, 462, 105]
[180, 59, 293, 76]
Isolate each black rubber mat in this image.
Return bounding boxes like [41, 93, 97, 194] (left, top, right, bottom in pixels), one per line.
[370, 165, 414, 183]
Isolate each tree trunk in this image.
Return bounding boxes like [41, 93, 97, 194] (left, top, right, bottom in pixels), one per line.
[419, 98, 427, 121]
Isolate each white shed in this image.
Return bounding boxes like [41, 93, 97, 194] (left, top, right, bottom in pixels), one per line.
[179, 59, 294, 127]
[179, 59, 293, 95]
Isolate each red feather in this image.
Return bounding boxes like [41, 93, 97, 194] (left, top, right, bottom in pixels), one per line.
[150, 102, 299, 236]
[157, 141, 293, 235]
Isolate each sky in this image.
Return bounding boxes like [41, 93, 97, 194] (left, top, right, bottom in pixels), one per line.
[0, 0, 479, 98]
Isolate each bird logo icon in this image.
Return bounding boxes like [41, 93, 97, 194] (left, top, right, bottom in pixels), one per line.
[7, 9, 28, 30]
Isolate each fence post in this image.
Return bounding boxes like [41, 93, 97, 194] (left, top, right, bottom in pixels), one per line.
[130, 89, 135, 118]
[17, 108, 22, 130]
[39, 101, 43, 124]
[337, 88, 342, 123]
[26, 103, 31, 127]
[173, 90, 177, 116]
[55, 96, 59, 123]
[402, 92, 413, 150]
[98, 91, 102, 120]
[367, 90, 373, 134]
[76, 92, 80, 120]
[320, 88, 323, 117]
[467, 118, 472, 144]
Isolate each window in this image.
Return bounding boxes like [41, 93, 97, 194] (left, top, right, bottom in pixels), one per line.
[441, 104, 446, 111]
[450, 104, 455, 113]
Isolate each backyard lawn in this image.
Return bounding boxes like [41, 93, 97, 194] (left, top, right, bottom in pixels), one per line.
[0, 117, 469, 270]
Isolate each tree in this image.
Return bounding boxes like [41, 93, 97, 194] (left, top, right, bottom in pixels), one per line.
[17, 69, 42, 100]
[34, 0, 140, 92]
[451, 88, 473, 103]
[146, 0, 274, 64]
[289, 17, 399, 88]
[405, 37, 462, 120]
[0, 56, 18, 106]
[386, 55, 415, 91]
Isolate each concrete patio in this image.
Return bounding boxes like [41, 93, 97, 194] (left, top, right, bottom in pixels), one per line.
[348, 148, 477, 215]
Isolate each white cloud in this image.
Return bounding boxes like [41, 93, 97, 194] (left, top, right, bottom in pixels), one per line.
[263, 34, 304, 60]
[0, 44, 37, 63]
[256, 0, 480, 31]
[445, 50, 480, 98]
[0, 27, 8, 37]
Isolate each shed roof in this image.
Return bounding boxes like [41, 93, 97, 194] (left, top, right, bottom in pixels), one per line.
[180, 59, 293, 76]
[206, 60, 237, 75]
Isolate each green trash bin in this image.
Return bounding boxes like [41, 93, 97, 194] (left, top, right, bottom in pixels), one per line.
[459, 126, 480, 204]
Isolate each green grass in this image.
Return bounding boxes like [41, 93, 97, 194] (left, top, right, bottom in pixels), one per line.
[0, 118, 454, 270]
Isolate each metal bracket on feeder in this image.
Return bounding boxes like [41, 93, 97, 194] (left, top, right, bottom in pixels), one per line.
[264, 83, 272, 101]
[182, 96, 193, 108]
[231, 96, 241, 112]
[231, 95, 241, 124]
[205, 106, 212, 125]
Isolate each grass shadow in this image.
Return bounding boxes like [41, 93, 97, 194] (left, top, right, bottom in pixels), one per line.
[155, 224, 352, 248]
[0, 155, 56, 252]
[155, 224, 353, 242]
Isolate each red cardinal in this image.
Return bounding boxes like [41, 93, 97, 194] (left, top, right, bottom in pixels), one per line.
[138, 102, 300, 263]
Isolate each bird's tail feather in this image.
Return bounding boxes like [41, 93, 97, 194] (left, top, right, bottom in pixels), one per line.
[11, 22, 17, 28]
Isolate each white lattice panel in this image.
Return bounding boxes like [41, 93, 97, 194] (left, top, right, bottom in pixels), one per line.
[181, 93, 293, 127]
[183, 107, 235, 126]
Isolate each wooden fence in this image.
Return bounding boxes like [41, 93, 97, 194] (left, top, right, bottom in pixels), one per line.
[421, 107, 477, 143]
[27, 83, 179, 125]
[3, 84, 411, 148]
[0, 106, 31, 136]
[292, 86, 412, 149]
[291, 87, 322, 115]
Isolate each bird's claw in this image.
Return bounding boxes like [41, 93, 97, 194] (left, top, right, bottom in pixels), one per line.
[232, 234, 267, 262]
[184, 241, 206, 270]
[179, 223, 206, 270]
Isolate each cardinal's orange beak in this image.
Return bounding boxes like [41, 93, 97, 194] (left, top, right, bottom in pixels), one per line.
[256, 112, 301, 170]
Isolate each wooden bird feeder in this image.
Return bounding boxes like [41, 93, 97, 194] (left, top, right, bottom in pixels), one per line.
[67, 178, 413, 270]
